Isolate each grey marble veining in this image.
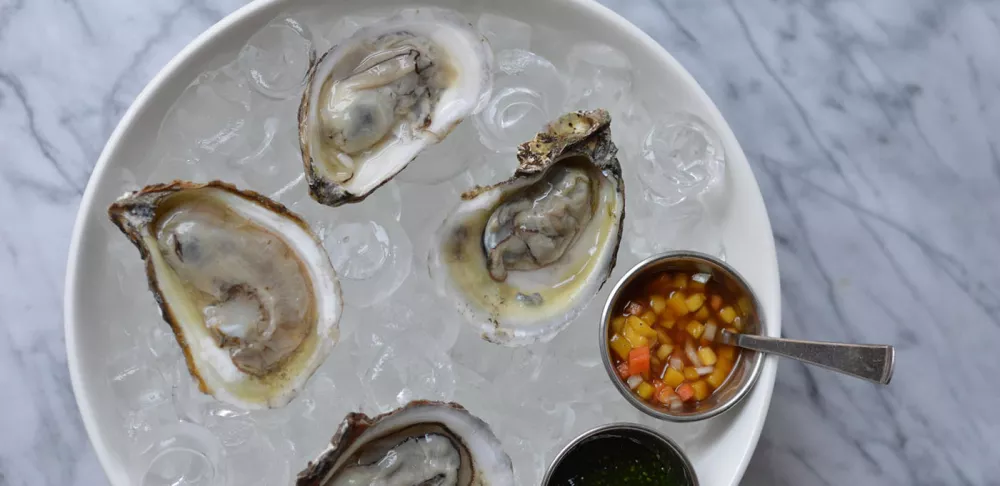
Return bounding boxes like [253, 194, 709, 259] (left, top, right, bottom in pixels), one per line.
[1, 0, 998, 485]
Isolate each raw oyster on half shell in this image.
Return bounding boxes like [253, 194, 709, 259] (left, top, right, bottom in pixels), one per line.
[299, 7, 493, 206]
[108, 181, 342, 409]
[430, 109, 626, 346]
[297, 401, 514, 486]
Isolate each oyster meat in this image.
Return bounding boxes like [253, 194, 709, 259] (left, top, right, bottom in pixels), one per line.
[297, 401, 514, 486]
[109, 181, 342, 409]
[430, 109, 626, 346]
[299, 8, 493, 206]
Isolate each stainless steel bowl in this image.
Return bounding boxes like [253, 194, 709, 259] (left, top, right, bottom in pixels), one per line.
[599, 250, 766, 422]
[541, 422, 698, 485]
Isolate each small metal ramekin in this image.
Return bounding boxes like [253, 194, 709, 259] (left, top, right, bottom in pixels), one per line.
[541, 422, 698, 485]
[599, 250, 766, 422]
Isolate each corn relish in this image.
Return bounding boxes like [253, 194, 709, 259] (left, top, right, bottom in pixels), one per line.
[608, 271, 749, 410]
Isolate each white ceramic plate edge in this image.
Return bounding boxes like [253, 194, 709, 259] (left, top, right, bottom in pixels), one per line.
[63, 0, 781, 484]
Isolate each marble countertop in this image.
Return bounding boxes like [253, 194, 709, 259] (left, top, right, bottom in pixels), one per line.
[2, 0, 998, 484]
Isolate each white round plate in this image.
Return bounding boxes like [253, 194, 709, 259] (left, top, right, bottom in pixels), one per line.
[65, 0, 781, 485]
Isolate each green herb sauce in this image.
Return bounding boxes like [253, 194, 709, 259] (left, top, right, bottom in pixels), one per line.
[548, 434, 691, 486]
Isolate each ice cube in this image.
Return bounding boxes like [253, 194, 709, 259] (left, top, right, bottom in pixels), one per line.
[322, 218, 412, 308]
[145, 321, 181, 369]
[107, 352, 169, 413]
[322, 14, 379, 45]
[280, 376, 343, 466]
[396, 120, 487, 185]
[220, 431, 291, 486]
[142, 153, 201, 186]
[450, 150, 517, 189]
[362, 345, 406, 413]
[362, 333, 455, 413]
[125, 400, 178, 455]
[240, 16, 314, 99]
[234, 117, 306, 198]
[132, 422, 223, 486]
[638, 112, 727, 208]
[563, 42, 633, 112]
[166, 75, 250, 158]
[449, 326, 515, 382]
[501, 434, 548, 486]
[370, 271, 461, 351]
[475, 49, 565, 153]
[206, 414, 255, 449]
[477, 13, 532, 52]
[626, 198, 725, 259]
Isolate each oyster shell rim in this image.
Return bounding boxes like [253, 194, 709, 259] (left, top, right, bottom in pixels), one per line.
[432, 109, 627, 346]
[296, 400, 515, 486]
[297, 7, 494, 208]
[107, 180, 343, 409]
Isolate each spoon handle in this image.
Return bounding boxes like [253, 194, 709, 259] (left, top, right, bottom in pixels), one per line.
[723, 331, 895, 384]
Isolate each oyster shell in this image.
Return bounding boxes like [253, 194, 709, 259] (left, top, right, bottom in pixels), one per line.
[297, 401, 514, 486]
[299, 8, 493, 206]
[430, 109, 625, 346]
[108, 181, 342, 409]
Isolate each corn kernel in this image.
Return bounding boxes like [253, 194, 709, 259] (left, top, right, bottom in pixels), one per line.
[697, 347, 718, 366]
[659, 315, 676, 329]
[689, 279, 705, 291]
[737, 296, 753, 316]
[640, 310, 658, 327]
[706, 367, 729, 388]
[672, 273, 689, 289]
[609, 333, 632, 361]
[655, 329, 673, 345]
[649, 295, 668, 315]
[716, 357, 733, 374]
[719, 306, 737, 324]
[611, 316, 626, 334]
[666, 292, 689, 316]
[636, 381, 655, 400]
[685, 293, 706, 312]
[733, 316, 744, 331]
[691, 380, 710, 401]
[629, 316, 658, 339]
[683, 367, 700, 381]
[648, 274, 672, 294]
[663, 367, 685, 387]
[718, 345, 736, 361]
[656, 344, 674, 361]
[685, 321, 705, 339]
[624, 325, 649, 348]
[694, 306, 710, 321]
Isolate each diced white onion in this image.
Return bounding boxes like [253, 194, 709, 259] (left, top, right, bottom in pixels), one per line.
[692, 272, 711, 284]
[695, 366, 715, 376]
[685, 340, 702, 367]
[627, 375, 643, 390]
[669, 398, 683, 411]
[704, 322, 717, 341]
[670, 357, 684, 371]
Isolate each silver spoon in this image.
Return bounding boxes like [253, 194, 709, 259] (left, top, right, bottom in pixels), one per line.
[716, 329, 895, 384]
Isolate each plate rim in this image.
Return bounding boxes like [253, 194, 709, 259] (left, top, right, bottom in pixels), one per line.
[63, 0, 781, 484]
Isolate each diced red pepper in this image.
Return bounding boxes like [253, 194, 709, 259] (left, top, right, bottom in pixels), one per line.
[628, 346, 651, 375]
[676, 383, 695, 401]
[616, 362, 631, 379]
